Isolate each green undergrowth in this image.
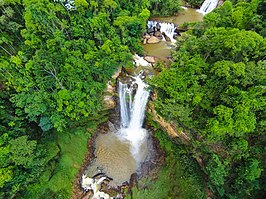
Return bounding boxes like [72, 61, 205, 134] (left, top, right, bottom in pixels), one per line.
[23, 120, 100, 199]
[126, 129, 206, 199]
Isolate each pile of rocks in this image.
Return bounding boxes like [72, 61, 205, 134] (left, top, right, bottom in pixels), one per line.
[143, 23, 163, 44]
[143, 21, 180, 44]
[81, 174, 114, 199]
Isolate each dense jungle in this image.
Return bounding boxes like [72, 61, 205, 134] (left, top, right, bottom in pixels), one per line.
[0, 0, 265, 198]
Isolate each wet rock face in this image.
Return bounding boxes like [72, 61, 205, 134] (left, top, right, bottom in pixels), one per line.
[103, 95, 116, 109]
[129, 173, 138, 189]
[112, 67, 122, 79]
[144, 56, 156, 63]
[162, 32, 171, 42]
[103, 67, 122, 110]
[147, 36, 161, 44]
[81, 174, 113, 199]
[154, 31, 162, 38]
[147, 27, 155, 34]
[103, 81, 116, 109]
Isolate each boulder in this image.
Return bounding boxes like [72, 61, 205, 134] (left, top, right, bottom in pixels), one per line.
[143, 34, 151, 39]
[173, 34, 179, 40]
[156, 23, 161, 31]
[133, 54, 152, 67]
[162, 32, 171, 42]
[103, 96, 116, 109]
[81, 175, 111, 199]
[144, 56, 156, 63]
[147, 36, 160, 44]
[129, 173, 138, 190]
[147, 27, 154, 34]
[154, 31, 162, 37]
[143, 38, 147, 45]
[111, 66, 122, 79]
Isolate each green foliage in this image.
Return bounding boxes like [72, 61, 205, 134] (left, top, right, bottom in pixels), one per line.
[151, 4, 266, 196]
[0, 82, 47, 197]
[201, 0, 266, 37]
[127, 130, 206, 199]
[185, 0, 205, 8]
[1, 0, 150, 133]
[205, 154, 229, 196]
[0, 0, 24, 56]
[39, 116, 53, 132]
[0, 134, 46, 198]
[24, 127, 93, 199]
[0, 0, 151, 197]
[149, 0, 182, 16]
[0, 167, 13, 188]
[9, 136, 37, 167]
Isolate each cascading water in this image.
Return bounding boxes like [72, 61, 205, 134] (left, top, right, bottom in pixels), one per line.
[133, 54, 152, 67]
[160, 22, 176, 43]
[118, 81, 132, 128]
[147, 21, 177, 43]
[119, 75, 149, 163]
[84, 73, 150, 187]
[197, 0, 219, 15]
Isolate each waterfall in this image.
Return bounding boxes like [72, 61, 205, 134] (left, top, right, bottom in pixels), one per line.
[147, 21, 177, 43]
[118, 81, 133, 128]
[197, 0, 219, 15]
[160, 22, 176, 43]
[118, 74, 149, 162]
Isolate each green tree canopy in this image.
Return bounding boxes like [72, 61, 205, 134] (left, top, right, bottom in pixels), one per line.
[150, 26, 266, 197]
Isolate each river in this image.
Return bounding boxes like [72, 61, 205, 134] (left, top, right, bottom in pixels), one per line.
[81, 6, 204, 198]
[143, 7, 203, 59]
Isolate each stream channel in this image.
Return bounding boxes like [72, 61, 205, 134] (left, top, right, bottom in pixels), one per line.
[80, 6, 204, 199]
[143, 7, 203, 60]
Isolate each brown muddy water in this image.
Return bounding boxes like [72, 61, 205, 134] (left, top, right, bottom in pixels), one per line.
[143, 8, 203, 59]
[150, 7, 203, 25]
[84, 73, 151, 188]
[85, 132, 148, 186]
[143, 42, 172, 61]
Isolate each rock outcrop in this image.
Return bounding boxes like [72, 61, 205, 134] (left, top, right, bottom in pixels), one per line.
[111, 67, 122, 79]
[144, 56, 156, 64]
[147, 36, 161, 44]
[103, 81, 116, 109]
[162, 32, 171, 42]
[81, 174, 112, 199]
[103, 67, 122, 110]
[147, 101, 191, 144]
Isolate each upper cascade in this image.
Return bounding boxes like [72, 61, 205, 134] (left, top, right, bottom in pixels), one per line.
[197, 0, 219, 15]
[147, 21, 177, 43]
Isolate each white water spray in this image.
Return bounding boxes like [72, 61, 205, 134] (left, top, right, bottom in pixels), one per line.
[118, 75, 149, 163]
[197, 0, 219, 15]
[118, 81, 132, 128]
[147, 21, 177, 43]
[133, 54, 152, 67]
